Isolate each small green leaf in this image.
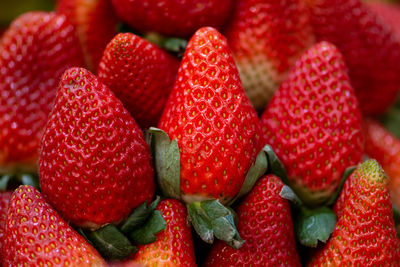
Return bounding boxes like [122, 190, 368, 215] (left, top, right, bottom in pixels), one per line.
[294, 206, 336, 247]
[19, 174, 40, 190]
[130, 210, 167, 245]
[86, 224, 137, 260]
[326, 166, 356, 206]
[263, 145, 289, 184]
[393, 206, 400, 225]
[120, 196, 161, 234]
[163, 38, 188, 56]
[187, 202, 214, 244]
[0, 175, 10, 191]
[279, 185, 303, 208]
[149, 127, 180, 199]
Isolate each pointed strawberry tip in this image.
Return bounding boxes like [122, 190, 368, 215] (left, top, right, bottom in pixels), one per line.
[358, 159, 387, 183]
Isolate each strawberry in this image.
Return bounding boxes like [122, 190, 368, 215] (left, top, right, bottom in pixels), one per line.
[363, 118, 400, 210]
[0, 191, 11, 262]
[260, 42, 364, 206]
[57, 0, 119, 72]
[111, 0, 234, 37]
[3, 185, 106, 266]
[133, 199, 196, 266]
[98, 33, 180, 128]
[0, 12, 84, 174]
[308, 160, 400, 266]
[39, 67, 155, 229]
[305, 0, 400, 115]
[367, 1, 400, 38]
[204, 175, 301, 266]
[224, 0, 315, 111]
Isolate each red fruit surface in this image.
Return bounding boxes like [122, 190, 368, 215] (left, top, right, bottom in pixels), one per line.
[204, 175, 300, 266]
[260, 42, 364, 205]
[368, 1, 400, 38]
[133, 199, 196, 267]
[225, 0, 315, 110]
[308, 160, 400, 266]
[39, 68, 155, 229]
[363, 119, 400, 210]
[111, 0, 234, 37]
[3, 185, 106, 266]
[159, 27, 263, 204]
[57, 0, 119, 72]
[98, 33, 179, 128]
[0, 12, 84, 174]
[0, 191, 11, 262]
[305, 0, 400, 115]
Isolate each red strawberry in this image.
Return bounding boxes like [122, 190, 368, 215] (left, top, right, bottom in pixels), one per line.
[158, 27, 263, 204]
[39, 67, 155, 229]
[363, 119, 400, 210]
[57, 0, 119, 72]
[98, 33, 179, 128]
[133, 199, 196, 266]
[367, 1, 400, 38]
[308, 160, 400, 266]
[305, 0, 400, 115]
[0, 12, 84, 174]
[3, 185, 106, 266]
[224, 0, 315, 111]
[260, 42, 364, 206]
[204, 175, 301, 266]
[111, 0, 234, 37]
[0, 191, 11, 262]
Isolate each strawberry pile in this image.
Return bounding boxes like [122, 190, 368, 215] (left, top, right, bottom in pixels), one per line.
[1, 0, 400, 266]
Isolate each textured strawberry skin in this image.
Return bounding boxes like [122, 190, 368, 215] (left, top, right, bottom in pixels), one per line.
[204, 175, 300, 266]
[39, 68, 155, 229]
[363, 119, 400, 210]
[0, 191, 11, 262]
[159, 27, 263, 204]
[57, 0, 119, 72]
[0, 12, 84, 174]
[260, 42, 364, 205]
[368, 1, 400, 38]
[111, 0, 234, 37]
[306, 0, 400, 115]
[225, 0, 315, 110]
[134, 199, 196, 267]
[3, 185, 106, 266]
[98, 33, 179, 128]
[308, 160, 400, 266]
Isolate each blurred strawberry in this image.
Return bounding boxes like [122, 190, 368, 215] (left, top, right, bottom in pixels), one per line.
[0, 191, 11, 263]
[0, 12, 84, 174]
[98, 33, 179, 128]
[225, 0, 315, 110]
[367, 1, 400, 38]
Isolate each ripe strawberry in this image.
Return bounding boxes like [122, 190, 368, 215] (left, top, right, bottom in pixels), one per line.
[98, 33, 179, 128]
[111, 0, 234, 37]
[0, 12, 84, 174]
[305, 0, 400, 115]
[133, 199, 196, 266]
[0, 191, 11, 262]
[308, 160, 400, 266]
[367, 1, 400, 38]
[204, 175, 301, 266]
[3, 185, 106, 266]
[39, 67, 155, 229]
[363, 119, 400, 210]
[57, 0, 119, 72]
[260, 42, 364, 206]
[224, 0, 315, 111]
[158, 27, 263, 204]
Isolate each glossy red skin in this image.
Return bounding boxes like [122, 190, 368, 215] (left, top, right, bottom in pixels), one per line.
[260, 42, 364, 205]
[39, 68, 155, 229]
[0, 191, 11, 262]
[3, 185, 106, 266]
[0, 12, 84, 173]
[225, 0, 315, 110]
[204, 175, 300, 267]
[368, 1, 400, 38]
[363, 119, 400, 210]
[133, 199, 196, 267]
[308, 160, 400, 266]
[306, 0, 400, 115]
[159, 27, 263, 203]
[98, 33, 179, 128]
[57, 0, 119, 72]
[111, 0, 234, 37]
